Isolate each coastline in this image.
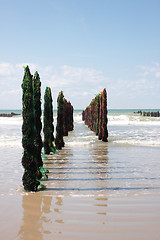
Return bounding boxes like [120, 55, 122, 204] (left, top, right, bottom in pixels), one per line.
[1, 193, 160, 240]
[0, 109, 160, 239]
[1, 143, 160, 240]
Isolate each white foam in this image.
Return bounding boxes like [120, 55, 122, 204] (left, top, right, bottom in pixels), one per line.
[0, 135, 21, 147]
[108, 115, 160, 126]
[111, 139, 160, 147]
[0, 111, 160, 148]
[74, 112, 83, 123]
[0, 116, 22, 125]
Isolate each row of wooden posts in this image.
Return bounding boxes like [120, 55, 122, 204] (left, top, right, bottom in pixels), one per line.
[142, 111, 160, 117]
[82, 88, 108, 142]
[22, 66, 73, 191]
[134, 111, 160, 117]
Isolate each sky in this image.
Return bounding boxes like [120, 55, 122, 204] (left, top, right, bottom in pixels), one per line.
[0, 0, 160, 109]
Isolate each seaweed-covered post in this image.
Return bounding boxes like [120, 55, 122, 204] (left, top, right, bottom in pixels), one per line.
[55, 91, 65, 149]
[88, 105, 92, 129]
[101, 88, 108, 142]
[68, 102, 74, 131]
[98, 91, 103, 140]
[71, 104, 74, 131]
[90, 99, 94, 131]
[98, 88, 108, 142]
[82, 110, 85, 121]
[48, 88, 55, 152]
[33, 72, 43, 170]
[63, 100, 74, 134]
[22, 66, 40, 191]
[95, 94, 100, 136]
[82, 88, 108, 142]
[43, 87, 55, 154]
[63, 98, 68, 136]
[84, 106, 89, 126]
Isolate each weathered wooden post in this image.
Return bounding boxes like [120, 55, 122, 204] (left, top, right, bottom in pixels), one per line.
[33, 71, 43, 170]
[43, 87, 55, 154]
[63, 98, 68, 136]
[95, 94, 100, 136]
[68, 102, 74, 131]
[22, 66, 40, 191]
[83, 88, 108, 142]
[101, 88, 108, 142]
[98, 93, 102, 140]
[55, 91, 65, 149]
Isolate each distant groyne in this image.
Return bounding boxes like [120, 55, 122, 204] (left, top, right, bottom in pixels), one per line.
[0, 112, 20, 117]
[134, 111, 160, 117]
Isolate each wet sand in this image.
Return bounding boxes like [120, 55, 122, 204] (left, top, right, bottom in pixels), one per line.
[1, 144, 160, 240]
[1, 118, 160, 239]
[1, 194, 160, 240]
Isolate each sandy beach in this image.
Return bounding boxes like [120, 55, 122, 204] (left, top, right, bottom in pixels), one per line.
[1, 194, 160, 240]
[1, 143, 160, 240]
[0, 111, 160, 239]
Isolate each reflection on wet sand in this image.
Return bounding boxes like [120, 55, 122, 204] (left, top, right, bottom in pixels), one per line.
[1, 111, 160, 240]
[18, 194, 109, 239]
[18, 195, 53, 240]
[95, 197, 108, 216]
[41, 142, 110, 196]
[55, 197, 64, 224]
[18, 195, 43, 240]
[16, 113, 160, 239]
[17, 187, 160, 239]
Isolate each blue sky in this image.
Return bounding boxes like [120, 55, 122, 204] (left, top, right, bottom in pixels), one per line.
[0, 0, 160, 109]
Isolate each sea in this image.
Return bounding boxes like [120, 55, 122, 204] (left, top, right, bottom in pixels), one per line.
[0, 109, 160, 197]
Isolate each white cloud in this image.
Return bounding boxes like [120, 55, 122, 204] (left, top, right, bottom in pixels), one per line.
[82, 91, 89, 96]
[138, 62, 160, 79]
[0, 61, 160, 109]
[0, 89, 21, 96]
[0, 63, 15, 76]
[0, 62, 109, 109]
[155, 72, 160, 78]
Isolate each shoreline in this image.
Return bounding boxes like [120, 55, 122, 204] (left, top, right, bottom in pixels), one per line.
[0, 110, 160, 239]
[1, 193, 160, 240]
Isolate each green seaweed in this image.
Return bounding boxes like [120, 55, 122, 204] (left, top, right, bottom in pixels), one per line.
[22, 66, 40, 191]
[55, 91, 65, 149]
[43, 87, 55, 154]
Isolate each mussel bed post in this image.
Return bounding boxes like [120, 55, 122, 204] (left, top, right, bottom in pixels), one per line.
[82, 88, 108, 142]
[22, 66, 40, 191]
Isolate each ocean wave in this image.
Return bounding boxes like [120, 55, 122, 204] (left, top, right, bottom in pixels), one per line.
[0, 116, 22, 125]
[0, 111, 160, 148]
[73, 113, 83, 123]
[108, 115, 160, 126]
[74, 112, 160, 126]
[0, 135, 21, 147]
[109, 139, 160, 147]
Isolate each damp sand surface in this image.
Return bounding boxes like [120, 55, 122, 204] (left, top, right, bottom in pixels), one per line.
[1, 194, 160, 240]
[0, 111, 160, 239]
[1, 143, 160, 240]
